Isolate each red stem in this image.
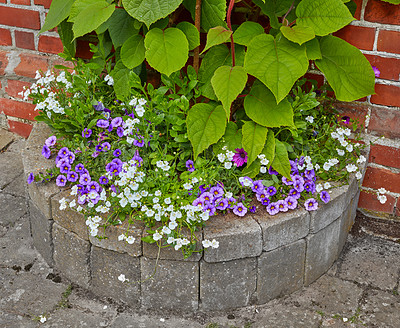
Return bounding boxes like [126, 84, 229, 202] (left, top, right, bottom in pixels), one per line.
[193, 0, 202, 73]
[227, 0, 235, 67]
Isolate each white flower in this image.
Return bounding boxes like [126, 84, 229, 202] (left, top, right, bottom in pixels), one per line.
[331, 132, 339, 139]
[355, 171, 362, 180]
[225, 191, 233, 198]
[306, 162, 313, 170]
[118, 274, 129, 282]
[305, 116, 314, 123]
[210, 239, 219, 249]
[126, 236, 135, 244]
[316, 184, 323, 193]
[104, 74, 114, 86]
[378, 187, 387, 194]
[202, 239, 212, 248]
[39, 315, 47, 323]
[304, 156, 312, 163]
[217, 153, 226, 163]
[260, 158, 269, 166]
[323, 162, 331, 171]
[260, 166, 267, 173]
[118, 234, 126, 241]
[329, 158, 339, 165]
[153, 231, 163, 241]
[161, 226, 171, 235]
[167, 237, 175, 244]
[224, 161, 232, 169]
[346, 144, 353, 152]
[155, 190, 162, 196]
[357, 155, 366, 164]
[378, 194, 387, 204]
[346, 164, 358, 173]
[323, 182, 331, 189]
[192, 177, 199, 184]
[168, 221, 178, 230]
[337, 148, 345, 156]
[164, 197, 171, 205]
[183, 182, 193, 190]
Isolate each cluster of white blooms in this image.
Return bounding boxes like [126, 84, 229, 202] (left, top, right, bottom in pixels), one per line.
[202, 239, 219, 249]
[315, 182, 332, 193]
[118, 234, 136, 244]
[123, 118, 140, 139]
[377, 187, 387, 204]
[258, 154, 270, 173]
[104, 74, 114, 86]
[322, 158, 339, 171]
[128, 97, 147, 117]
[156, 160, 171, 171]
[85, 215, 102, 237]
[217, 146, 235, 169]
[305, 116, 314, 124]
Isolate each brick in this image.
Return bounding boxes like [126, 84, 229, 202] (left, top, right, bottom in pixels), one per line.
[15, 30, 35, 50]
[363, 166, 400, 194]
[0, 98, 37, 121]
[353, 0, 362, 20]
[334, 25, 376, 51]
[5, 79, 31, 99]
[0, 51, 9, 75]
[8, 120, 33, 138]
[14, 53, 49, 78]
[369, 144, 400, 169]
[76, 40, 94, 59]
[38, 35, 64, 54]
[395, 201, 400, 217]
[0, 7, 40, 30]
[358, 190, 396, 214]
[365, 0, 400, 25]
[333, 101, 369, 129]
[303, 72, 325, 92]
[368, 106, 400, 139]
[364, 54, 400, 81]
[0, 28, 12, 46]
[11, 0, 31, 4]
[34, 0, 52, 9]
[377, 30, 400, 54]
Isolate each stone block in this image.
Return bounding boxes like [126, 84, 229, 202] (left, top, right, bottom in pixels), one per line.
[257, 239, 306, 304]
[0, 193, 27, 226]
[91, 246, 141, 308]
[27, 181, 61, 220]
[309, 184, 349, 233]
[203, 213, 262, 263]
[200, 257, 257, 311]
[29, 201, 54, 266]
[0, 150, 24, 190]
[51, 190, 88, 240]
[52, 223, 91, 288]
[89, 218, 143, 257]
[305, 218, 341, 286]
[255, 208, 310, 251]
[141, 258, 199, 311]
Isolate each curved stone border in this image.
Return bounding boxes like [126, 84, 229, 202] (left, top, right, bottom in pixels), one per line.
[22, 123, 368, 312]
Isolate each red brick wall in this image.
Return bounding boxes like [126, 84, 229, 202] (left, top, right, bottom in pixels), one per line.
[0, 0, 399, 217]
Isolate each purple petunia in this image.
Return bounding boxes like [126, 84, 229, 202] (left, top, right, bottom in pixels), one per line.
[75, 163, 85, 173]
[320, 191, 331, 204]
[67, 171, 78, 182]
[210, 186, 224, 198]
[233, 202, 247, 217]
[66, 151, 75, 164]
[372, 66, 380, 78]
[304, 198, 319, 211]
[45, 135, 57, 147]
[268, 166, 279, 175]
[289, 188, 301, 200]
[95, 144, 103, 152]
[59, 162, 71, 174]
[133, 139, 145, 147]
[97, 119, 109, 129]
[266, 202, 279, 215]
[82, 128, 92, 138]
[93, 101, 105, 111]
[199, 192, 213, 204]
[249, 205, 256, 213]
[233, 148, 248, 167]
[111, 117, 123, 128]
[116, 127, 124, 138]
[99, 176, 109, 185]
[285, 196, 298, 210]
[186, 160, 195, 172]
[204, 203, 216, 216]
[132, 150, 143, 166]
[266, 186, 277, 197]
[282, 176, 293, 186]
[79, 173, 91, 185]
[42, 145, 51, 159]
[101, 142, 111, 151]
[252, 180, 265, 193]
[341, 116, 350, 125]
[88, 181, 100, 193]
[58, 147, 69, 158]
[113, 149, 121, 157]
[27, 172, 34, 184]
[56, 175, 67, 187]
[215, 198, 229, 210]
[276, 199, 288, 212]
[304, 181, 316, 194]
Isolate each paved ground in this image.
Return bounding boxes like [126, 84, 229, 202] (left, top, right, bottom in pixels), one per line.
[1, 129, 399, 328]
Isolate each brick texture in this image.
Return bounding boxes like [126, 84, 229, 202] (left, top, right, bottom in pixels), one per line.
[364, 55, 400, 81]
[38, 36, 64, 54]
[34, 0, 52, 9]
[334, 25, 376, 51]
[14, 53, 49, 78]
[8, 120, 33, 138]
[370, 84, 400, 108]
[363, 167, 400, 194]
[368, 107, 400, 139]
[358, 190, 396, 214]
[0, 28, 12, 46]
[364, 0, 400, 25]
[0, 7, 41, 30]
[11, 0, 31, 4]
[377, 30, 400, 54]
[0, 51, 9, 75]
[333, 102, 369, 128]
[353, 0, 362, 21]
[0, 98, 37, 121]
[5, 80, 31, 99]
[15, 31, 35, 50]
[369, 144, 400, 170]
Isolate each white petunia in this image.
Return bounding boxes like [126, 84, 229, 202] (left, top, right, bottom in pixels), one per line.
[337, 148, 345, 156]
[126, 236, 135, 244]
[224, 162, 232, 169]
[305, 116, 314, 123]
[355, 171, 362, 180]
[153, 231, 163, 241]
[323, 182, 332, 189]
[118, 234, 126, 241]
[260, 166, 267, 174]
[378, 187, 387, 194]
[346, 164, 357, 173]
[378, 194, 387, 204]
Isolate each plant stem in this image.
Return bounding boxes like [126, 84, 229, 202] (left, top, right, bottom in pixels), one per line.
[193, 0, 202, 73]
[227, 0, 236, 67]
[282, 0, 295, 25]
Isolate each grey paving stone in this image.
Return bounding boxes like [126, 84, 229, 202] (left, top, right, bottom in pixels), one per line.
[338, 235, 400, 290]
[0, 312, 37, 328]
[257, 239, 306, 304]
[0, 151, 24, 190]
[254, 207, 310, 251]
[0, 193, 27, 226]
[200, 257, 257, 311]
[203, 212, 262, 263]
[305, 218, 341, 286]
[3, 173, 27, 198]
[141, 258, 199, 311]
[110, 313, 204, 328]
[30, 201, 54, 266]
[45, 308, 110, 328]
[91, 246, 141, 308]
[52, 223, 91, 288]
[0, 128, 14, 150]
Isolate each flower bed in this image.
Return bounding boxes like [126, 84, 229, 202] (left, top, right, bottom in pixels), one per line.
[23, 122, 367, 311]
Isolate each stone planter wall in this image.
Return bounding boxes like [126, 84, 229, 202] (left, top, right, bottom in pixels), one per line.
[22, 123, 368, 312]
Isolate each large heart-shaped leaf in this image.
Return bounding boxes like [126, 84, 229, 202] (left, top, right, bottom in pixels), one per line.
[280, 26, 315, 45]
[107, 9, 139, 48]
[202, 26, 232, 54]
[183, 0, 226, 31]
[223, 122, 242, 150]
[263, 130, 275, 164]
[111, 61, 131, 99]
[121, 35, 145, 69]
[211, 66, 247, 119]
[242, 121, 268, 166]
[40, 0, 75, 33]
[296, 0, 354, 36]
[176, 22, 200, 51]
[315, 35, 375, 101]
[232, 21, 264, 46]
[244, 80, 294, 127]
[123, 0, 183, 28]
[187, 103, 227, 158]
[144, 28, 188, 76]
[305, 38, 322, 60]
[244, 34, 308, 104]
[271, 139, 291, 178]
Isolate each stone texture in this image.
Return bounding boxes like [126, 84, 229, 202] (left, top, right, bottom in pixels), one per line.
[255, 208, 310, 251]
[46, 308, 111, 327]
[338, 235, 400, 290]
[52, 223, 91, 288]
[90, 218, 143, 257]
[309, 184, 349, 233]
[0, 193, 27, 226]
[200, 257, 257, 311]
[27, 180, 61, 220]
[91, 246, 141, 308]
[305, 218, 341, 286]
[3, 173, 27, 198]
[29, 201, 54, 266]
[203, 212, 262, 263]
[0, 151, 24, 190]
[51, 189, 88, 240]
[257, 239, 306, 304]
[110, 313, 204, 328]
[141, 258, 199, 311]
[337, 198, 356, 257]
[0, 128, 14, 150]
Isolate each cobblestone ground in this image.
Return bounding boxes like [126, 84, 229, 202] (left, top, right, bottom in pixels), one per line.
[1, 129, 399, 328]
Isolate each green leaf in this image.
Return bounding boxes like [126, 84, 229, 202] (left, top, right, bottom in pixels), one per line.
[144, 28, 188, 76]
[242, 161, 261, 179]
[280, 26, 315, 45]
[232, 21, 264, 46]
[58, 19, 76, 58]
[244, 80, 294, 127]
[242, 121, 268, 166]
[244, 34, 309, 103]
[183, 0, 227, 31]
[271, 139, 291, 178]
[187, 103, 227, 158]
[380, 0, 400, 4]
[111, 61, 131, 99]
[123, 0, 183, 28]
[252, 0, 294, 29]
[177, 22, 200, 51]
[107, 9, 139, 48]
[211, 66, 247, 119]
[223, 122, 243, 150]
[263, 130, 275, 164]
[69, 0, 97, 22]
[202, 26, 232, 54]
[304, 38, 322, 60]
[40, 0, 75, 33]
[296, 0, 354, 36]
[72, 2, 115, 39]
[315, 35, 375, 101]
[121, 35, 145, 69]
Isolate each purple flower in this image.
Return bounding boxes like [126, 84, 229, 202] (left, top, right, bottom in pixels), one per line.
[88, 181, 100, 193]
[106, 163, 119, 176]
[249, 205, 256, 213]
[199, 184, 211, 194]
[27, 172, 34, 184]
[101, 142, 111, 152]
[282, 176, 293, 186]
[256, 190, 268, 203]
[210, 186, 224, 198]
[193, 198, 204, 208]
[252, 180, 265, 193]
[215, 198, 229, 210]
[116, 127, 124, 138]
[320, 191, 331, 204]
[285, 196, 297, 210]
[276, 199, 288, 212]
[133, 138, 145, 147]
[79, 173, 91, 185]
[132, 150, 143, 166]
[95, 144, 103, 152]
[93, 101, 105, 111]
[304, 198, 318, 211]
[56, 175, 67, 187]
[45, 136, 57, 147]
[56, 157, 69, 169]
[92, 151, 100, 158]
[97, 119, 109, 129]
[204, 203, 216, 216]
[99, 176, 109, 185]
[111, 117, 123, 128]
[227, 197, 237, 209]
[75, 163, 85, 173]
[58, 147, 69, 158]
[372, 66, 380, 78]
[304, 181, 316, 194]
[76, 184, 85, 195]
[267, 186, 277, 197]
[113, 149, 121, 157]
[261, 197, 270, 206]
[42, 145, 51, 159]
[266, 202, 279, 215]
[233, 202, 247, 217]
[293, 177, 305, 193]
[59, 162, 71, 174]
[186, 160, 195, 172]
[67, 171, 78, 182]
[199, 192, 213, 204]
[82, 128, 92, 138]
[233, 148, 248, 167]
[304, 169, 315, 180]
[289, 188, 301, 200]
[341, 116, 350, 125]
[268, 166, 279, 175]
